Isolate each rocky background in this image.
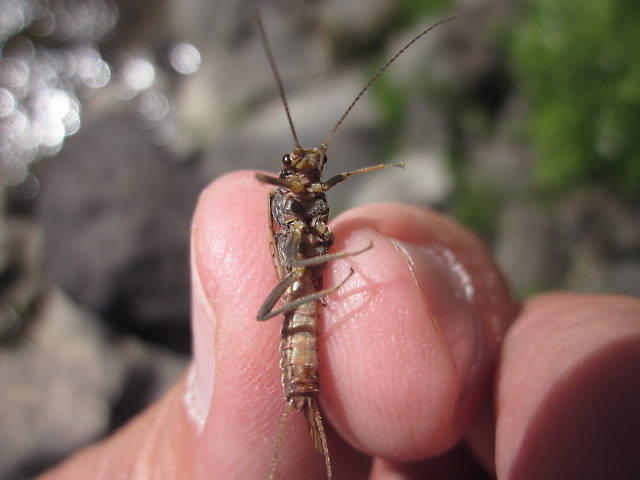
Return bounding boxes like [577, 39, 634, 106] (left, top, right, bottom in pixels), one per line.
[1, 0, 638, 478]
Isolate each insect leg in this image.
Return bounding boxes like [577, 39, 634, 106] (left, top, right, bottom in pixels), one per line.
[258, 268, 355, 321]
[319, 162, 404, 191]
[257, 271, 298, 321]
[292, 241, 373, 268]
[256, 173, 304, 193]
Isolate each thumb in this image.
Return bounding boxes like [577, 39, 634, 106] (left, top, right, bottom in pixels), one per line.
[38, 172, 268, 480]
[39, 170, 368, 480]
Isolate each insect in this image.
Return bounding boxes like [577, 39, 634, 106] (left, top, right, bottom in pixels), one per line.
[254, 11, 456, 480]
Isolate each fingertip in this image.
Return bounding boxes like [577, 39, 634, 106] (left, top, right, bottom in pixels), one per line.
[320, 203, 515, 461]
[496, 294, 640, 479]
[321, 227, 459, 457]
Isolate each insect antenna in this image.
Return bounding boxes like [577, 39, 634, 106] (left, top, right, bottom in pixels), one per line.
[269, 404, 295, 480]
[255, 10, 302, 149]
[322, 14, 458, 151]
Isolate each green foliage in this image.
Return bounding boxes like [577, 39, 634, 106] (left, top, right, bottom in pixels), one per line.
[510, 0, 640, 198]
[369, 0, 455, 123]
[369, 73, 407, 159]
[371, 73, 408, 131]
[395, 0, 455, 28]
[452, 180, 503, 241]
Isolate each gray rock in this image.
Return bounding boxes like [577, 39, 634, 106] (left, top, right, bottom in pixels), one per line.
[0, 218, 46, 343]
[495, 202, 568, 294]
[38, 111, 208, 349]
[320, 0, 395, 39]
[168, 0, 330, 129]
[0, 193, 8, 275]
[386, 0, 520, 94]
[348, 148, 452, 209]
[0, 288, 118, 478]
[469, 95, 533, 195]
[0, 287, 188, 478]
[559, 190, 640, 297]
[496, 189, 640, 297]
[401, 101, 451, 153]
[600, 262, 640, 297]
[596, 194, 640, 252]
[107, 332, 189, 430]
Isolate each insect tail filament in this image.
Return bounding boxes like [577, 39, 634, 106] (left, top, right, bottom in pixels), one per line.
[269, 404, 295, 480]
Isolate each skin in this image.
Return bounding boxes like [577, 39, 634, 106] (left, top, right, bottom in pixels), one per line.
[40, 171, 640, 479]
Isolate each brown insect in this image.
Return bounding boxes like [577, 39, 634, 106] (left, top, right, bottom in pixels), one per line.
[254, 11, 456, 480]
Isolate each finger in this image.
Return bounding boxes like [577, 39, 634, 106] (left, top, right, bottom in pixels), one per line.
[190, 171, 370, 479]
[369, 443, 488, 480]
[319, 203, 517, 461]
[495, 293, 640, 479]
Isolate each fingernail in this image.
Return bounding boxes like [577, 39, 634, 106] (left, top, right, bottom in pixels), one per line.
[392, 239, 481, 394]
[184, 240, 216, 430]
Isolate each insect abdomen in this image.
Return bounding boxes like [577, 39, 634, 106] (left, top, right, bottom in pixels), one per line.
[281, 286, 320, 406]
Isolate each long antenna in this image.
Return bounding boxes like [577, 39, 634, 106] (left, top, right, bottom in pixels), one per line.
[322, 14, 457, 151]
[256, 10, 302, 149]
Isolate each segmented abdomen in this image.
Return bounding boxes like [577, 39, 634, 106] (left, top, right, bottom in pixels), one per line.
[281, 290, 320, 407]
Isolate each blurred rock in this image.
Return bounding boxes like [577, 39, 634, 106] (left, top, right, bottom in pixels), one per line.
[0, 193, 8, 275]
[0, 288, 117, 478]
[495, 202, 568, 294]
[348, 148, 452, 208]
[0, 216, 46, 344]
[589, 192, 640, 252]
[104, 0, 170, 54]
[597, 262, 640, 297]
[401, 101, 451, 153]
[0, 287, 188, 478]
[387, 0, 518, 100]
[320, 0, 395, 40]
[469, 95, 533, 194]
[559, 190, 640, 297]
[565, 242, 640, 297]
[38, 111, 208, 350]
[168, 0, 330, 138]
[108, 331, 189, 431]
[495, 190, 640, 297]
[3, 218, 43, 299]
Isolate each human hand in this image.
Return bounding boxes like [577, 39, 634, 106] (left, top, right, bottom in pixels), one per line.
[40, 171, 640, 479]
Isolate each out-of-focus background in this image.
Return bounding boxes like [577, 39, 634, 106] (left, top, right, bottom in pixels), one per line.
[0, 0, 638, 477]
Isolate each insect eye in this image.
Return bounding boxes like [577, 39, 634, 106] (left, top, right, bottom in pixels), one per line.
[282, 154, 292, 166]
